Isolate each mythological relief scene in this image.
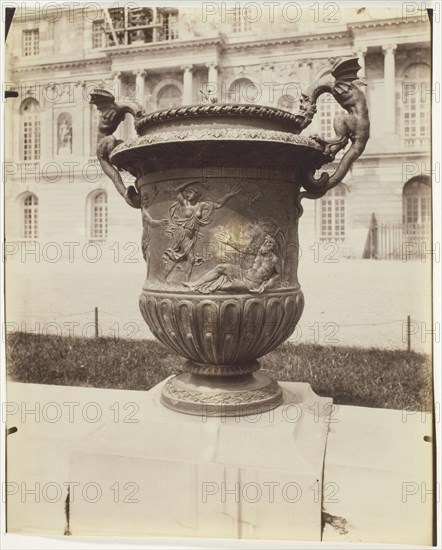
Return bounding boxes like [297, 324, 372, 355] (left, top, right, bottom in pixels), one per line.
[140, 176, 300, 292]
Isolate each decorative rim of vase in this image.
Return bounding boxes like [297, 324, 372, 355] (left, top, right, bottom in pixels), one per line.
[134, 103, 306, 134]
[110, 127, 325, 159]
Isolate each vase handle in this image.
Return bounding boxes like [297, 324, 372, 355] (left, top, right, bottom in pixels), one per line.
[298, 58, 370, 199]
[90, 89, 141, 209]
[96, 136, 141, 209]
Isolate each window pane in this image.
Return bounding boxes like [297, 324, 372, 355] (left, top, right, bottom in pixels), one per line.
[23, 195, 38, 239]
[402, 63, 430, 141]
[91, 192, 108, 239]
[22, 99, 41, 161]
[92, 21, 104, 48]
[320, 186, 346, 241]
[318, 94, 343, 140]
[23, 29, 39, 56]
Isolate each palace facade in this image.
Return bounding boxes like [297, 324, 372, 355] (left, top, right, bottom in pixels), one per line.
[4, 5, 432, 260]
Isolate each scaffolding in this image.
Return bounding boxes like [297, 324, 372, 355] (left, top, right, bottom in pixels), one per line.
[102, 7, 179, 47]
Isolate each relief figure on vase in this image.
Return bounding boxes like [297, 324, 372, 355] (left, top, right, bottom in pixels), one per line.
[183, 221, 285, 294]
[162, 180, 245, 282]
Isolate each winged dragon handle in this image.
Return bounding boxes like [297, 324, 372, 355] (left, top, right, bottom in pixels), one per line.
[297, 58, 370, 199]
[90, 89, 142, 209]
[90, 59, 369, 207]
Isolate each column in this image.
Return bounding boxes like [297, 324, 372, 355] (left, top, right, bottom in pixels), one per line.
[112, 71, 122, 101]
[111, 72, 122, 139]
[353, 46, 368, 79]
[43, 85, 55, 159]
[382, 44, 397, 134]
[74, 81, 85, 158]
[81, 81, 93, 158]
[203, 62, 218, 103]
[260, 63, 274, 105]
[181, 65, 193, 105]
[207, 62, 219, 98]
[298, 60, 312, 92]
[134, 69, 146, 108]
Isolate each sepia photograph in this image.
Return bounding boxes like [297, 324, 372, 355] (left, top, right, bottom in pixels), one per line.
[1, 1, 440, 548]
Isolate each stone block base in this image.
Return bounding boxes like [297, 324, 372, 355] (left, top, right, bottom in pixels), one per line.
[68, 379, 332, 540]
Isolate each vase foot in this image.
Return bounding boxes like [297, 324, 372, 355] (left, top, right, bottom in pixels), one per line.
[161, 371, 283, 417]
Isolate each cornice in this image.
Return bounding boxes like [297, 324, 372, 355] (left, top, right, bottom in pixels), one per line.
[225, 31, 350, 51]
[103, 36, 225, 57]
[11, 56, 110, 74]
[361, 150, 430, 160]
[348, 17, 428, 30]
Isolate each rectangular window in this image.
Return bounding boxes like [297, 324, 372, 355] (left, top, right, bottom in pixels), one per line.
[23, 29, 39, 56]
[402, 87, 430, 142]
[320, 191, 346, 241]
[318, 94, 343, 140]
[23, 117, 40, 160]
[92, 205, 107, 239]
[23, 201, 38, 239]
[162, 12, 179, 40]
[92, 21, 105, 49]
[232, 7, 252, 33]
[405, 197, 419, 224]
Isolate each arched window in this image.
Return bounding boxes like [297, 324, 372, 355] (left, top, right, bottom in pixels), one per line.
[20, 98, 41, 160]
[401, 63, 431, 148]
[228, 78, 259, 104]
[317, 93, 343, 140]
[89, 191, 108, 240]
[22, 194, 39, 239]
[320, 184, 346, 242]
[157, 85, 182, 109]
[57, 112, 73, 155]
[277, 94, 297, 112]
[403, 177, 431, 240]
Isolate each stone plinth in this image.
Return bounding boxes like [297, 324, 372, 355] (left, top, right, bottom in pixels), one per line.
[67, 379, 332, 540]
[6, 382, 433, 545]
[322, 405, 434, 545]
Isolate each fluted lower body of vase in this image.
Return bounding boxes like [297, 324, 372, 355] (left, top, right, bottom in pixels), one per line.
[139, 288, 304, 416]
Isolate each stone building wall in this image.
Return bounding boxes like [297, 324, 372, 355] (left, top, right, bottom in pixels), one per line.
[5, 5, 432, 261]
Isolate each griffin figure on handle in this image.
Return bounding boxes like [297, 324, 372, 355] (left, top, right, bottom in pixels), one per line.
[90, 89, 142, 209]
[298, 58, 370, 197]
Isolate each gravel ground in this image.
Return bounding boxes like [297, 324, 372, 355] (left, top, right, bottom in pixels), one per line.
[5, 252, 432, 353]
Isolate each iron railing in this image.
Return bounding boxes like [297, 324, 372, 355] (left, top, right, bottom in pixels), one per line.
[364, 214, 431, 260]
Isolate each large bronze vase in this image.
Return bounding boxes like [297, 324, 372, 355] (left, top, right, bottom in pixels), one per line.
[95, 59, 369, 416]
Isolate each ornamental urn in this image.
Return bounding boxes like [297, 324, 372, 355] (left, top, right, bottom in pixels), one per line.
[91, 58, 369, 416]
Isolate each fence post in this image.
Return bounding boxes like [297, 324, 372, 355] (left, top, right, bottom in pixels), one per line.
[363, 212, 378, 259]
[372, 214, 378, 259]
[95, 307, 99, 338]
[407, 315, 411, 352]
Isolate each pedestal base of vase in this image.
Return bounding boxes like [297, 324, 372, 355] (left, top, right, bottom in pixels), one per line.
[161, 369, 283, 417]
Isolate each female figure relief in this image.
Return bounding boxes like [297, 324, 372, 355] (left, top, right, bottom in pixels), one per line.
[163, 180, 244, 281]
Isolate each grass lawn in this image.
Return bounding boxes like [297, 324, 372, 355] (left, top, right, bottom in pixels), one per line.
[6, 332, 433, 411]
